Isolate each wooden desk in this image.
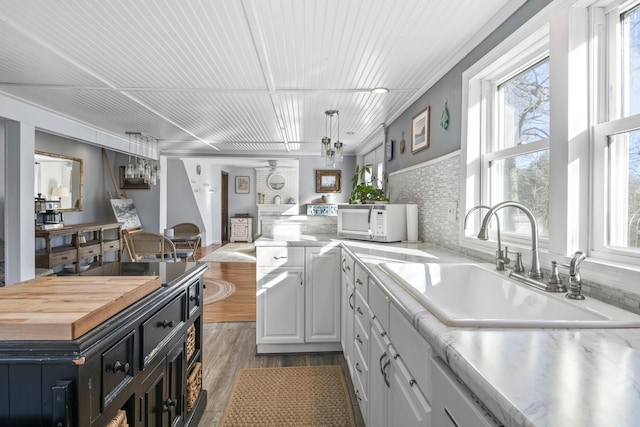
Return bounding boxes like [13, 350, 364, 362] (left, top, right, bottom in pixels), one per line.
[35, 221, 123, 273]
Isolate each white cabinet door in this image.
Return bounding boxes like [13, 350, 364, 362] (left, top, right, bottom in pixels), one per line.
[344, 280, 355, 376]
[388, 345, 432, 427]
[256, 268, 304, 344]
[369, 318, 391, 427]
[305, 246, 341, 343]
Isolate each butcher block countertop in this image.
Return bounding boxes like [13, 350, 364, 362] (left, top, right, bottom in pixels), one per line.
[0, 275, 161, 340]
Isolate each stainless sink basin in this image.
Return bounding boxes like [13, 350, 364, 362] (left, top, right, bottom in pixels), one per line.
[379, 262, 640, 328]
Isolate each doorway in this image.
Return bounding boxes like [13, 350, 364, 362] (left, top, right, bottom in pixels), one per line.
[221, 171, 229, 242]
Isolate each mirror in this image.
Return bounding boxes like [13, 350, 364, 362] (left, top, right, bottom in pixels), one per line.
[34, 151, 83, 211]
[267, 173, 286, 191]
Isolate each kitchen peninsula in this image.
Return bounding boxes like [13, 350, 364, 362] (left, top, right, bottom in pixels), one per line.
[256, 234, 640, 427]
[0, 262, 207, 427]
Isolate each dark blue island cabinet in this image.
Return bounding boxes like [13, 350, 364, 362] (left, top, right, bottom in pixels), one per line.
[0, 262, 208, 427]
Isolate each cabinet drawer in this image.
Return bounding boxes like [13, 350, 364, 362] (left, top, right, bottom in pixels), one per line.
[102, 240, 121, 252]
[141, 293, 185, 367]
[341, 251, 355, 284]
[369, 280, 390, 331]
[49, 248, 77, 266]
[390, 305, 433, 401]
[354, 264, 368, 300]
[79, 244, 101, 258]
[257, 246, 304, 267]
[354, 316, 369, 378]
[232, 218, 249, 224]
[187, 279, 201, 318]
[102, 330, 135, 407]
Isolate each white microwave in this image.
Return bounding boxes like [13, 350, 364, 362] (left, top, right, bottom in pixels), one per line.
[337, 204, 417, 242]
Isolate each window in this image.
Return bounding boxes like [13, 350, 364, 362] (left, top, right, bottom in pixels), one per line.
[489, 59, 550, 237]
[593, 0, 640, 261]
[462, 23, 550, 248]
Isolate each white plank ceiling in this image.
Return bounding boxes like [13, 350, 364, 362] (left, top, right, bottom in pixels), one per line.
[0, 0, 521, 157]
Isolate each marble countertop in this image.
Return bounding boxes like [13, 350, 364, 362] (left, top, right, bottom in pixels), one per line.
[256, 234, 640, 427]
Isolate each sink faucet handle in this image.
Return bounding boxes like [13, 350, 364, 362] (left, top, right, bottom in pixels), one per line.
[513, 252, 525, 273]
[548, 261, 562, 285]
[502, 246, 511, 266]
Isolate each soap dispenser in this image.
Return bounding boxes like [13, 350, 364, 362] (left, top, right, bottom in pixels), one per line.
[274, 195, 281, 204]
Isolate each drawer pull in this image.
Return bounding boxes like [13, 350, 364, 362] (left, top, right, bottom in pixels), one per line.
[379, 352, 391, 388]
[107, 360, 130, 374]
[355, 362, 362, 373]
[355, 389, 362, 401]
[273, 256, 288, 260]
[161, 320, 175, 328]
[356, 307, 363, 315]
[189, 294, 200, 304]
[349, 293, 355, 310]
[355, 334, 363, 344]
[163, 398, 177, 411]
[356, 278, 363, 286]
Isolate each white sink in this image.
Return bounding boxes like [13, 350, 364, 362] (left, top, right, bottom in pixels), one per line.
[379, 262, 640, 328]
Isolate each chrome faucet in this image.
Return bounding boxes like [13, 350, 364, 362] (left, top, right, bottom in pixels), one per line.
[477, 201, 543, 279]
[566, 251, 586, 300]
[464, 205, 508, 270]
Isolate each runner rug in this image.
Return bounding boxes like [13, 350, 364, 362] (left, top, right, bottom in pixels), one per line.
[220, 365, 356, 427]
[198, 243, 256, 263]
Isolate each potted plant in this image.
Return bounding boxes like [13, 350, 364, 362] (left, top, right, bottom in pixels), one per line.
[349, 164, 389, 204]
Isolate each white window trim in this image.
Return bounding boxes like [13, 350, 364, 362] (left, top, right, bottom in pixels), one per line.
[460, 0, 589, 269]
[460, 17, 554, 257]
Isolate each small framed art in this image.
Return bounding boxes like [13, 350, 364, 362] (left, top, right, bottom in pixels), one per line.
[235, 176, 250, 194]
[315, 170, 341, 193]
[411, 106, 430, 153]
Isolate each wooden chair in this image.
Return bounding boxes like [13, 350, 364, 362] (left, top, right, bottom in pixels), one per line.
[170, 222, 202, 261]
[127, 231, 178, 262]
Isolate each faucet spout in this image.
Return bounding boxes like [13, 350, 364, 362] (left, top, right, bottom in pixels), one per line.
[478, 201, 542, 279]
[464, 205, 501, 250]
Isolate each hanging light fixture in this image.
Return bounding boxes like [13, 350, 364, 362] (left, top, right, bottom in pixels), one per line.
[321, 110, 344, 167]
[125, 131, 159, 185]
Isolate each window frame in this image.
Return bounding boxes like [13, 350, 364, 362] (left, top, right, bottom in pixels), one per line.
[461, 22, 553, 254]
[592, 0, 640, 264]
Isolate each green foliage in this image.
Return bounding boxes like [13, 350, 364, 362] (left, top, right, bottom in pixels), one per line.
[349, 164, 389, 204]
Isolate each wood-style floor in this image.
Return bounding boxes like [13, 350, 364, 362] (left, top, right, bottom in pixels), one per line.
[194, 243, 364, 426]
[195, 243, 256, 323]
[198, 322, 365, 426]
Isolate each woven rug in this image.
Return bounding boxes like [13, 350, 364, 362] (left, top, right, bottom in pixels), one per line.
[220, 365, 356, 427]
[202, 277, 236, 305]
[199, 243, 256, 263]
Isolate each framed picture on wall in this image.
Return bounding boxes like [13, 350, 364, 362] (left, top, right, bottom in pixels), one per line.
[316, 170, 341, 193]
[119, 166, 150, 190]
[411, 106, 430, 153]
[235, 176, 250, 193]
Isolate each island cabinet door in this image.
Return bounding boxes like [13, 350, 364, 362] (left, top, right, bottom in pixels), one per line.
[304, 246, 341, 343]
[256, 267, 304, 344]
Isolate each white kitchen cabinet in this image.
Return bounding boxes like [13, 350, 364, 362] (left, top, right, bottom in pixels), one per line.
[341, 251, 356, 375]
[430, 357, 502, 427]
[387, 344, 432, 427]
[369, 318, 390, 427]
[256, 245, 341, 353]
[305, 246, 341, 342]
[345, 269, 431, 427]
[256, 268, 304, 344]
